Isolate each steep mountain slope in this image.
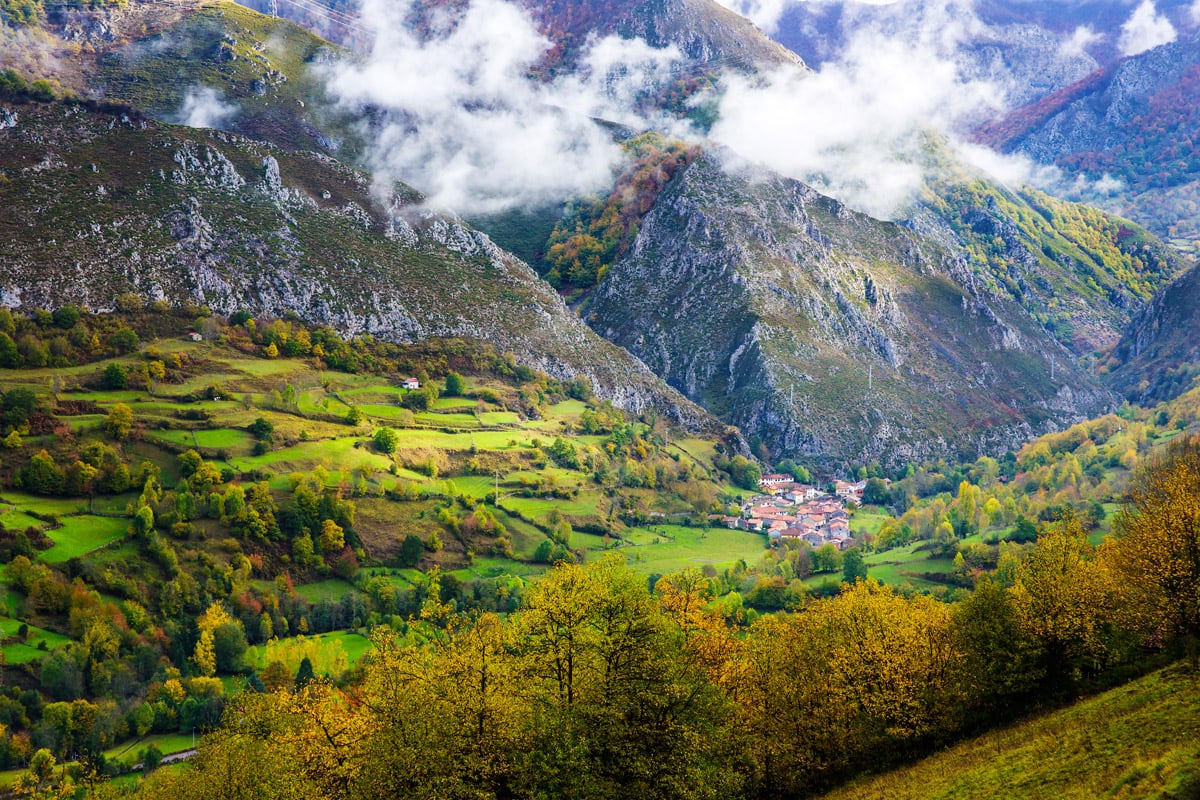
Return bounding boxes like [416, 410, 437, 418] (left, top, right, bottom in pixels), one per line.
[910, 160, 1184, 354]
[0, 0, 355, 158]
[976, 32, 1200, 248]
[0, 94, 715, 427]
[1105, 262, 1200, 404]
[584, 152, 1114, 468]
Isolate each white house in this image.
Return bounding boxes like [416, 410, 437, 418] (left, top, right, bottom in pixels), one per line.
[402, 377, 420, 390]
[760, 473, 794, 488]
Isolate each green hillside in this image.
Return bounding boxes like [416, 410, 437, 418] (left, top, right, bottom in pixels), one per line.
[819, 662, 1200, 800]
[0, 305, 760, 790]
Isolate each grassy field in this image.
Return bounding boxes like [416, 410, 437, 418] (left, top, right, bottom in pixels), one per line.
[600, 525, 767, 574]
[818, 663, 1200, 800]
[0, 492, 89, 516]
[860, 542, 955, 590]
[850, 507, 890, 537]
[292, 578, 358, 603]
[42, 515, 129, 562]
[0, 617, 71, 663]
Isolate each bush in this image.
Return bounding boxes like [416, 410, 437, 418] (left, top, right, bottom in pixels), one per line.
[102, 363, 127, 390]
[374, 427, 400, 454]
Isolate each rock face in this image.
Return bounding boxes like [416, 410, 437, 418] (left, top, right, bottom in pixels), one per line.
[0, 99, 716, 431]
[1105, 262, 1200, 404]
[585, 153, 1114, 468]
[976, 32, 1200, 244]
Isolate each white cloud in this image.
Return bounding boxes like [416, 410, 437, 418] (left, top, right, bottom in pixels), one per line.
[710, 0, 901, 33]
[1191, 0, 1200, 25]
[1059, 25, 1102, 59]
[705, 12, 1004, 219]
[1118, 0, 1176, 57]
[710, 0, 792, 32]
[175, 87, 239, 129]
[323, 0, 683, 216]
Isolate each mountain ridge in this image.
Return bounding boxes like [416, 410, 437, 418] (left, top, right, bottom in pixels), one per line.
[0, 92, 722, 432]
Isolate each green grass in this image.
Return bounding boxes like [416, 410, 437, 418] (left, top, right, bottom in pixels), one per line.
[850, 508, 890, 537]
[42, 516, 129, 562]
[603, 525, 767, 574]
[413, 412, 480, 428]
[818, 662, 1200, 800]
[0, 618, 71, 663]
[0, 492, 89, 516]
[105, 732, 197, 765]
[501, 494, 601, 520]
[431, 397, 475, 411]
[292, 579, 358, 603]
[245, 630, 373, 670]
[857, 542, 957, 590]
[444, 475, 499, 500]
[0, 509, 44, 532]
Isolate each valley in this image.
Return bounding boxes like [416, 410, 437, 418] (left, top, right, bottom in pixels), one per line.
[1, 0, 1200, 796]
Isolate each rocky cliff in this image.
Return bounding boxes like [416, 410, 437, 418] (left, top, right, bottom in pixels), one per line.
[1105, 261, 1200, 403]
[584, 153, 1114, 468]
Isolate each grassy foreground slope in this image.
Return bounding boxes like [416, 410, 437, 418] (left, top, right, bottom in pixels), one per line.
[820, 663, 1200, 800]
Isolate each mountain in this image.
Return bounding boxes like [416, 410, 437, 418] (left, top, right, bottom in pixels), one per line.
[909, 154, 1184, 355]
[0, 90, 717, 428]
[1104, 261, 1200, 404]
[976, 31, 1200, 250]
[526, 0, 802, 71]
[766, 0, 1109, 108]
[0, 0, 357, 158]
[237, 0, 803, 73]
[581, 151, 1115, 469]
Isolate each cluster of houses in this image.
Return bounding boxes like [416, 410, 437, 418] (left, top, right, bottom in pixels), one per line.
[718, 474, 870, 551]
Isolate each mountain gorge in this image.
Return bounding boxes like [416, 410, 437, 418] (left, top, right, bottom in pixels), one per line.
[583, 152, 1113, 468]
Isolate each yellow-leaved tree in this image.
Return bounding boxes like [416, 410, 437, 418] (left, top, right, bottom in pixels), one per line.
[1009, 513, 1114, 689]
[191, 603, 234, 677]
[1104, 437, 1200, 666]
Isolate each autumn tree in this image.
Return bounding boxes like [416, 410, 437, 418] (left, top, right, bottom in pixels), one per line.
[1105, 437, 1200, 665]
[104, 402, 134, 440]
[1008, 514, 1114, 690]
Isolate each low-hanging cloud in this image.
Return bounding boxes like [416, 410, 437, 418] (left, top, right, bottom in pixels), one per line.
[175, 86, 239, 129]
[1060, 25, 1103, 59]
[1118, 0, 1176, 56]
[323, 0, 684, 216]
[712, 0, 900, 34]
[704, 4, 1004, 219]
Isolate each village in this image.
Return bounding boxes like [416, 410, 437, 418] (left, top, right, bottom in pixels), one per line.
[720, 474, 870, 550]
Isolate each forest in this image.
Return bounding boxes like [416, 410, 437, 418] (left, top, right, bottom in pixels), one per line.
[0, 303, 1196, 798]
[121, 447, 1200, 799]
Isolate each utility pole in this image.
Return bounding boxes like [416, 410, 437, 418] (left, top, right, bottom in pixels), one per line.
[1050, 354, 1055, 381]
[868, 363, 873, 393]
[269, 0, 278, 17]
